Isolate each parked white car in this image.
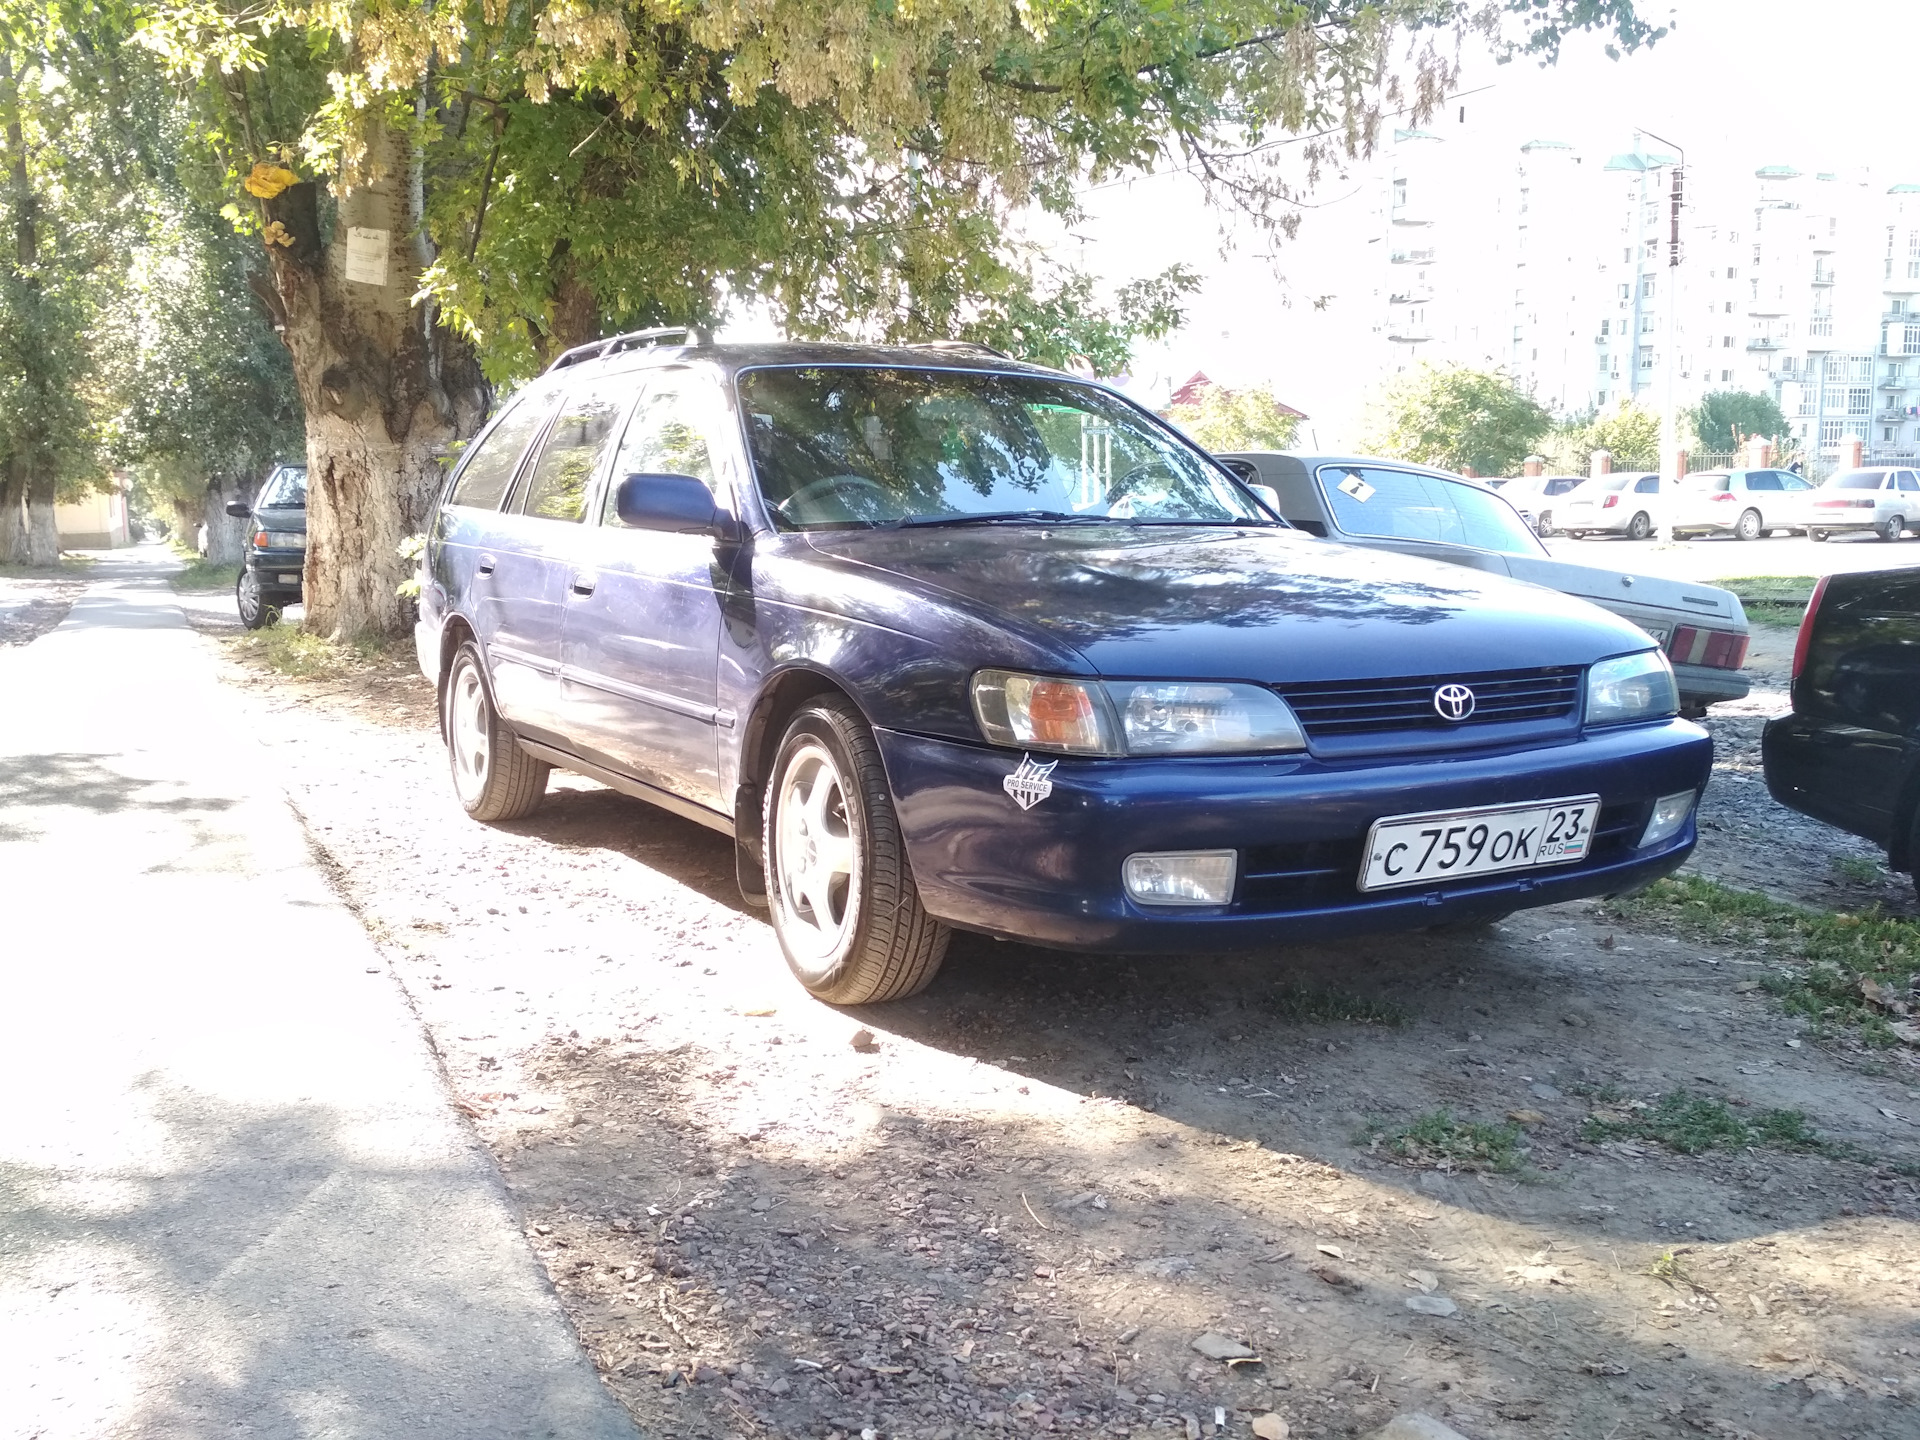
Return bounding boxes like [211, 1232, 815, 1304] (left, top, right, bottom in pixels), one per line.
[1670, 468, 1814, 541]
[1497, 473, 1589, 537]
[1805, 466, 1920, 542]
[1560, 471, 1665, 540]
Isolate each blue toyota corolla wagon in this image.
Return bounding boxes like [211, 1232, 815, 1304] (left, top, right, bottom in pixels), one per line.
[416, 333, 1712, 1003]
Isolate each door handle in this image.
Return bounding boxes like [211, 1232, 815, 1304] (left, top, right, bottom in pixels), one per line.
[571, 572, 598, 596]
[476, 553, 496, 575]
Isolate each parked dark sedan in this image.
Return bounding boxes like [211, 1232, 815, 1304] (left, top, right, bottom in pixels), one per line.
[415, 335, 1712, 1003]
[226, 463, 308, 628]
[1763, 567, 1920, 898]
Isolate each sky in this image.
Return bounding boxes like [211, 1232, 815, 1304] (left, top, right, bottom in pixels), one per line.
[1063, 0, 1920, 443]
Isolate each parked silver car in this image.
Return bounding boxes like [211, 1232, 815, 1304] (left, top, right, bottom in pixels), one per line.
[1217, 452, 1751, 713]
[1670, 468, 1813, 540]
[1805, 466, 1920, 542]
[1560, 471, 1665, 540]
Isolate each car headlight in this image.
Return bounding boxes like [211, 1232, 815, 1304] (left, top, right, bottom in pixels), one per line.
[1585, 649, 1678, 725]
[1113, 681, 1306, 755]
[971, 671, 1120, 755]
[971, 673, 1308, 756]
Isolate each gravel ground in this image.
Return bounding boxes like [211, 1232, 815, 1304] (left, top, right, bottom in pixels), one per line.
[180, 596, 1920, 1440]
[0, 569, 86, 647]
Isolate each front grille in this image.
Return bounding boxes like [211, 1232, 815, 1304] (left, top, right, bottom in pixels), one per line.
[1277, 666, 1582, 738]
[1235, 799, 1651, 913]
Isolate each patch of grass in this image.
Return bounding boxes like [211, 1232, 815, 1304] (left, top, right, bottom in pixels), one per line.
[228, 625, 405, 680]
[1259, 983, 1408, 1026]
[1582, 1088, 1820, 1155]
[170, 558, 240, 592]
[1710, 573, 1817, 628]
[1604, 874, 1920, 1044]
[1830, 854, 1886, 885]
[1363, 1110, 1523, 1173]
[0, 555, 93, 578]
[1566, 1080, 1628, 1104]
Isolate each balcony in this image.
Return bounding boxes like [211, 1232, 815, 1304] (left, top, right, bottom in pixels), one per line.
[1747, 337, 1781, 350]
[1390, 210, 1434, 227]
[1879, 408, 1911, 423]
[1388, 331, 1433, 344]
[1812, 269, 1836, 286]
[1387, 290, 1432, 305]
[1389, 249, 1436, 265]
[1883, 374, 1908, 389]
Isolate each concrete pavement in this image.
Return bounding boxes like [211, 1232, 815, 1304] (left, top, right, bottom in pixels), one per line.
[0, 550, 637, 1439]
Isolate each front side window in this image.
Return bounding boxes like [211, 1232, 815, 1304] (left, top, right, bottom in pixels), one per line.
[517, 380, 631, 522]
[1316, 466, 1544, 557]
[1747, 472, 1782, 491]
[738, 366, 1265, 530]
[1899, 471, 1919, 492]
[604, 377, 725, 526]
[448, 390, 559, 510]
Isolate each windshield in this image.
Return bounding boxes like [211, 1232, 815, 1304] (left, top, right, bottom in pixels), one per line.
[258, 465, 307, 509]
[1684, 473, 1731, 492]
[1316, 465, 1546, 557]
[1832, 471, 1886, 490]
[737, 366, 1268, 530]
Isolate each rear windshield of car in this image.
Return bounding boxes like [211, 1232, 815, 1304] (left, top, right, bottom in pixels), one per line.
[1315, 465, 1546, 557]
[258, 466, 307, 509]
[1831, 471, 1887, 490]
[1683, 473, 1731, 492]
[737, 366, 1268, 530]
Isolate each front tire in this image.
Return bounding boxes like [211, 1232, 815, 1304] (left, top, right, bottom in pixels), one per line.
[443, 642, 549, 822]
[1535, 510, 1554, 538]
[236, 568, 276, 630]
[1733, 508, 1763, 542]
[764, 699, 949, 1005]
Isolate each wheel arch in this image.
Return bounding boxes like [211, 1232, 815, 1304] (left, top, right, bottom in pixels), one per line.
[434, 613, 482, 741]
[731, 666, 870, 904]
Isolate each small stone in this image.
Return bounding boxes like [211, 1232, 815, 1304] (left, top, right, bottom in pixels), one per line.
[851, 1028, 879, 1053]
[1191, 1331, 1257, 1361]
[1365, 1415, 1471, 1440]
[1561, 1013, 1590, 1028]
[1528, 1082, 1563, 1101]
[1507, 1109, 1548, 1126]
[1252, 1416, 1291, 1440]
[1404, 1294, 1458, 1317]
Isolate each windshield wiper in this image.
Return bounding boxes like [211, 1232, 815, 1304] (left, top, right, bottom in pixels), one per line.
[879, 509, 1107, 529]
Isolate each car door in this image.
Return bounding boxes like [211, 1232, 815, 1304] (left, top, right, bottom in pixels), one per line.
[558, 370, 736, 811]
[1743, 469, 1783, 531]
[1774, 470, 1814, 531]
[1785, 573, 1920, 842]
[1898, 470, 1920, 524]
[1631, 472, 1663, 530]
[484, 376, 630, 740]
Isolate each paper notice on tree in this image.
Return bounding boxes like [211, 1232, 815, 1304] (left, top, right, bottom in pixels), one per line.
[1337, 473, 1375, 503]
[344, 227, 390, 286]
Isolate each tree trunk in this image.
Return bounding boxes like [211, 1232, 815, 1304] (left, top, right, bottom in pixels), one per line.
[263, 118, 486, 641]
[0, 462, 24, 564]
[204, 473, 252, 565]
[24, 470, 57, 565]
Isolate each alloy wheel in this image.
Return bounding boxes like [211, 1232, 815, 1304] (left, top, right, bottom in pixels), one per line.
[772, 740, 858, 964]
[448, 659, 493, 807]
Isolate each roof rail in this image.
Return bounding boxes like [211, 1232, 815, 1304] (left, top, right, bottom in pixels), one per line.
[543, 325, 702, 374]
[906, 339, 1012, 359]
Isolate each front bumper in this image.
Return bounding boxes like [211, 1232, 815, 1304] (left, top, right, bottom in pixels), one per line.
[877, 719, 1712, 952]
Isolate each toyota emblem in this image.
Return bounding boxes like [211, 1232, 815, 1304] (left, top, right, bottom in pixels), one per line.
[1433, 683, 1476, 722]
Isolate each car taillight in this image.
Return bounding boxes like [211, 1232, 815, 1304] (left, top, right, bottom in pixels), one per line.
[1668, 626, 1750, 671]
[1711, 491, 1736, 502]
[1792, 576, 1832, 684]
[1602, 494, 1619, 509]
[254, 529, 271, 547]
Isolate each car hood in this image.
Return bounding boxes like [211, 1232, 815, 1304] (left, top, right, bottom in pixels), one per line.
[1502, 555, 1745, 628]
[802, 525, 1657, 682]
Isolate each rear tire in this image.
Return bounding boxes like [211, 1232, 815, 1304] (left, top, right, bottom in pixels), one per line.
[1626, 511, 1652, 541]
[1535, 511, 1554, 538]
[1734, 508, 1763, 542]
[1810, 529, 1830, 542]
[764, 698, 949, 1005]
[1879, 515, 1906, 542]
[443, 641, 549, 822]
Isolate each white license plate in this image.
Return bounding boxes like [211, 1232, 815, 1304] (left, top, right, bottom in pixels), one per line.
[1360, 795, 1601, 892]
[280, 574, 301, 584]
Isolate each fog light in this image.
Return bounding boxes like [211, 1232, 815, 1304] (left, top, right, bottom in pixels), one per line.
[1122, 850, 1237, 906]
[1639, 790, 1697, 848]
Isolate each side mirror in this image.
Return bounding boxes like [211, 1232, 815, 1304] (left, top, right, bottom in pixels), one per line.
[613, 473, 728, 536]
[1248, 483, 1282, 515]
[225, 501, 252, 518]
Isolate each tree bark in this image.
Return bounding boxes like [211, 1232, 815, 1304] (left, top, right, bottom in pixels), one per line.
[0, 460, 24, 563]
[204, 473, 252, 564]
[264, 117, 486, 641]
[24, 470, 57, 565]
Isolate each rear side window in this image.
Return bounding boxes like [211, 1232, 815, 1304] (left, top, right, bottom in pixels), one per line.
[1747, 472, 1781, 491]
[518, 380, 632, 522]
[1635, 475, 1659, 493]
[448, 394, 555, 510]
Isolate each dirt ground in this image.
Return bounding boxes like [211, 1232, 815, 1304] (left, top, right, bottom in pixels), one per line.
[0, 568, 85, 647]
[181, 591, 1920, 1440]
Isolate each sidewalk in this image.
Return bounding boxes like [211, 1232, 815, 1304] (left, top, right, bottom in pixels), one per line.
[0, 551, 637, 1439]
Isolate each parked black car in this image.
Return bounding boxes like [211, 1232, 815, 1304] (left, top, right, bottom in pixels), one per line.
[1763, 567, 1920, 898]
[226, 464, 308, 628]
